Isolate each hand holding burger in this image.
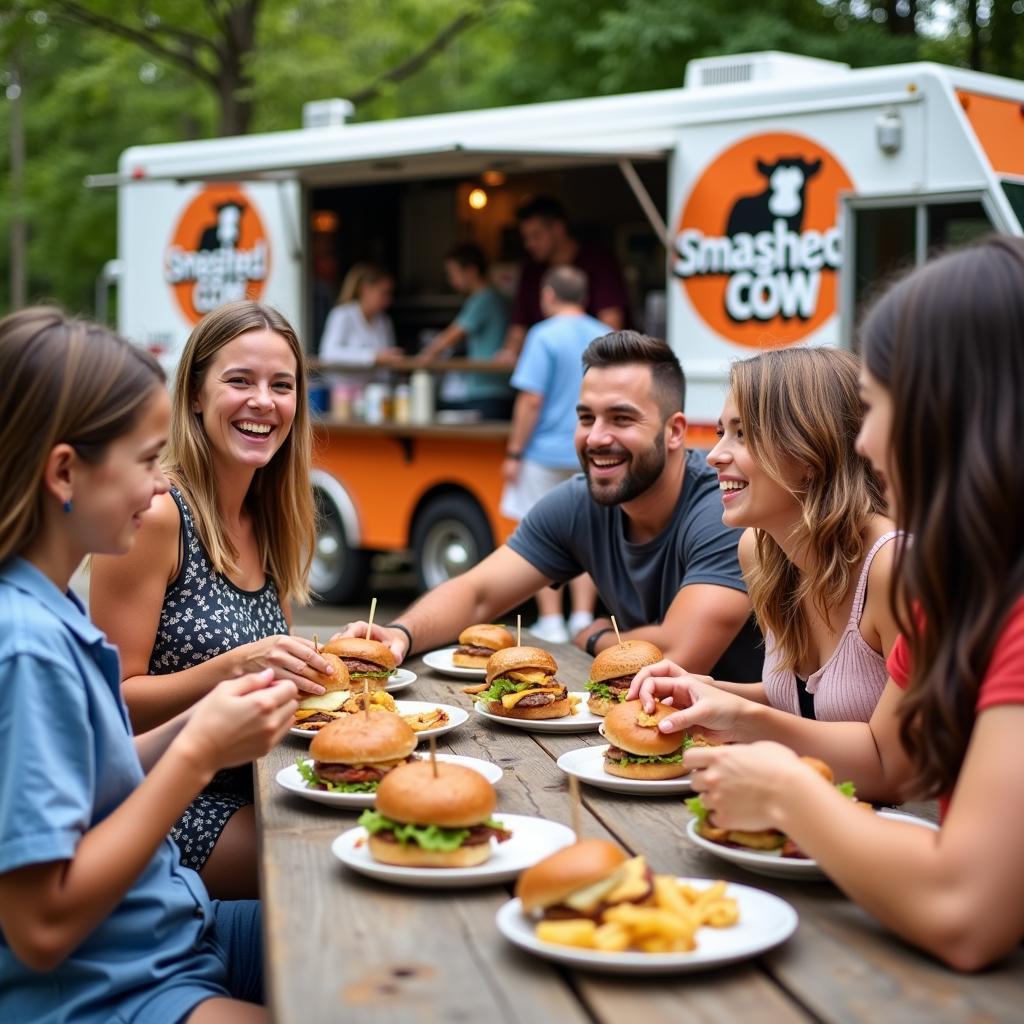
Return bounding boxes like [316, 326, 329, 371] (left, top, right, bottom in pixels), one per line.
[602, 699, 691, 780]
[324, 637, 397, 689]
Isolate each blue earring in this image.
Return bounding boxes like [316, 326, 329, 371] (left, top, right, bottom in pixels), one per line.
[63, 499, 73, 514]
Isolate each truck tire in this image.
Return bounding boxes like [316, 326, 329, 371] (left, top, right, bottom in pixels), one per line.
[412, 493, 494, 592]
[311, 486, 370, 605]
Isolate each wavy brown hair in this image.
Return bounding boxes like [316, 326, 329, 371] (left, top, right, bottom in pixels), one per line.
[165, 300, 315, 605]
[731, 348, 886, 672]
[859, 236, 1024, 798]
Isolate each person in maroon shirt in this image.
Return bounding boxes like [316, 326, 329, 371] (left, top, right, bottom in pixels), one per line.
[496, 197, 628, 363]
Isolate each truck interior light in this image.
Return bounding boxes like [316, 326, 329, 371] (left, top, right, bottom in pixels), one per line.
[481, 169, 506, 187]
[312, 210, 339, 232]
[468, 187, 488, 210]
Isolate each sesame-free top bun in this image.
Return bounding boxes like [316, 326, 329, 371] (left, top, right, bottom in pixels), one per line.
[309, 712, 416, 764]
[375, 760, 496, 828]
[516, 840, 627, 913]
[458, 623, 515, 651]
[602, 700, 683, 757]
[800, 756, 834, 783]
[305, 652, 351, 693]
[485, 645, 558, 685]
[589, 640, 662, 683]
[323, 636, 397, 671]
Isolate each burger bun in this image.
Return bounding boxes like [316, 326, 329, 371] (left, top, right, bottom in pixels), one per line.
[309, 711, 416, 764]
[516, 840, 627, 912]
[485, 645, 557, 685]
[589, 640, 662, 683]
[603, 700, 684, 757]
[375, 760, 496, 828]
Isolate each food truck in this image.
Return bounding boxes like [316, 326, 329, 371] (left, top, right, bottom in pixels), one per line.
[99, 51, 1024, 601]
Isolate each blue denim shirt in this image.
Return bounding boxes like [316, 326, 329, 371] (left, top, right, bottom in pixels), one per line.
[0, 558, 224, 1023]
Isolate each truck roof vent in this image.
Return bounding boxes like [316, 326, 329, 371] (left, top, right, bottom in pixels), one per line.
[684, 51, 849, 90]
[303, 98, 354, 129]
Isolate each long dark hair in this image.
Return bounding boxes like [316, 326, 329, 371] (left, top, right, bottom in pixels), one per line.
[859, 236, 1024, 798]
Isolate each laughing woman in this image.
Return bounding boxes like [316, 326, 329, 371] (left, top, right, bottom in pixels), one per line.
[0, 308, 296, 1023]
[634, 237, 1024, 969]
[91, 300, 334, 900]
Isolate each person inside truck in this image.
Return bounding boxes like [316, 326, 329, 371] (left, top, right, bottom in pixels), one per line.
[416, 243, 513, 419]
[0, 306, 294, 1024]
[90, 300, 332, 902]
[631, 237, 1024, 970]
[340, 330, 764, 682]
[500, 265, 606, 644]
[633, 346, 900, 722]
[495, 196, 629, 362]
[318, 262, 404, 380]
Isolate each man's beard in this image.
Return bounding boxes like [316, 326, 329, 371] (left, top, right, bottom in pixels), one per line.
[580, 432, 666, 506]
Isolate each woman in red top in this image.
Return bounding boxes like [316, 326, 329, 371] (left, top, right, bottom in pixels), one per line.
[631, 236, 1024, 970]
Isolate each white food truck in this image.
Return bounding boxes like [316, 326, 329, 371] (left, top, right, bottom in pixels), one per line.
[98, 51, 1024, 599]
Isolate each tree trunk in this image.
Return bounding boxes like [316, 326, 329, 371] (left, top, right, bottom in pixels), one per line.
[885, 0, 916, 36]
[986, 0, 1019, 77]
[967, 0, 984, 70]
[217, 0, 259, 135]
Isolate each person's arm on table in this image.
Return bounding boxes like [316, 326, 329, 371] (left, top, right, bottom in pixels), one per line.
[685, 707, 1024, 970]
[416, 322, 467, 363]
[338, 545, 552, 662]
[0, 669, 296, 972]
[91, 493, 330, 733]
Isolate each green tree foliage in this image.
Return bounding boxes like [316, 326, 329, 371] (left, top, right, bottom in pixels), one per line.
[1, 0, 1022, 315]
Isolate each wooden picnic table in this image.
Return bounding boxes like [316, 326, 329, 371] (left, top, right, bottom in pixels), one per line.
[255, 641, 1024, 1023]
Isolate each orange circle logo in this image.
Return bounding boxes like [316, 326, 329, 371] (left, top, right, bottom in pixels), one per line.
[673, 133, 853, 348]
[165, 185, 270, 324]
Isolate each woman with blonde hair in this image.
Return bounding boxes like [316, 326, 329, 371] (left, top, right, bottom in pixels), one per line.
[318, 262, 403, 375]
[0, 306, 294, 1022]
[637, 346, 900, 722]
[91, 299, 332, 900]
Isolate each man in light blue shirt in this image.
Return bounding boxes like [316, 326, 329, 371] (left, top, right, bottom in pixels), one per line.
[500, 266, 608, 642]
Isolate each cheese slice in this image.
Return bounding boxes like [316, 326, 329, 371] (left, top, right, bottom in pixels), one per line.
[605, 856, 649, 903]
[507, 668, 552, 684]
[501, 685, 564, 708]
[298, 690, 351, 712]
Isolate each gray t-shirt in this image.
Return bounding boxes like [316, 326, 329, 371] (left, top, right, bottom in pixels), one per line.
[507, 450, 763, 681]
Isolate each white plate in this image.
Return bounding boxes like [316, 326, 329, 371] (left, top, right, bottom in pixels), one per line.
[421, 647, 487, 678]
[331, 814, 575, 887]
[289, 700, 467, 742]
[685, 809, 939, 880]
[473, 691, 602, 733]
[384, 668, 417, 692]
[496, 877, 798, 974]
[276, 754, 503, 809]
[557, 744, 693, 795]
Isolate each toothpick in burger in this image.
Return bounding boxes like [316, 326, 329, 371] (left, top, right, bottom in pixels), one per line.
[602, 699, 691, 780]
[474, 645, 574, 720]
[452, 623, 515, 669]
[515, 839, 653, 919]
[296, 711, 417, 794]
[292, 654, 352, 731]
[357, 761, 512, 867]
[585, 639, 662, 717]
[324, 636, 397, 690]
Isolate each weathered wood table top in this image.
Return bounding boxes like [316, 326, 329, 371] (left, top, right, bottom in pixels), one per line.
[256, 641, 1024, 1023]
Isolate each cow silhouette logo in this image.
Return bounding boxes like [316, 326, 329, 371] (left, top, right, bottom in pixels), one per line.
[166, 185, 270, 324]
[673, 134, 853, 349]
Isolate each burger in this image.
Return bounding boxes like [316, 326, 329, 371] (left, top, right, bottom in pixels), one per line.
[602, 699, 691, 780]
[452, 623, 515, 668]
[357, 761, 512, 867]
[515, 839, 653, 919]
[474, 646, 574, 720]
[324, 636, 397, 689]
[686, 756, 862, 857]
[585, 640, 662, 717]
[296, 711, 417, 793]
[292, 654, 352, 731]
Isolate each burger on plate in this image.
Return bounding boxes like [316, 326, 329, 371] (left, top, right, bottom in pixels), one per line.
[585, 640, 662, 717]
[297, 711, 417, 793]
[515, 839, 653, 919]
[324, 637, 398, 689]
[602, 699, 691, 780]
[686, 756, 863, 856]
[474, 646, 573, 720]
[292, 654, 352, 731]
[452, 623, 515, 668]
[357, 761, 512, 867]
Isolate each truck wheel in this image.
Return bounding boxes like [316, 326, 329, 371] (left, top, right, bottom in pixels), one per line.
[311, 487, 370, 605]
[412, 493, 494, 592]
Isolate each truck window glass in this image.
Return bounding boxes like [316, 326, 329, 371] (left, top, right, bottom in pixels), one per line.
[1001, 182, 1024, 232]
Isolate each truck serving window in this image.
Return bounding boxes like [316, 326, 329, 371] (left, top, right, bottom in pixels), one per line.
[1001, 182, 1024, 232]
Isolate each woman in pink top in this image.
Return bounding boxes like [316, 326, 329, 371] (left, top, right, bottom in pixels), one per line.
[631, 237, 1024, 968]
[680, 347, 901, 721]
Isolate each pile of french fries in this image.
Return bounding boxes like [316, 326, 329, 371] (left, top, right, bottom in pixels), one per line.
[535, 878, 739, 954]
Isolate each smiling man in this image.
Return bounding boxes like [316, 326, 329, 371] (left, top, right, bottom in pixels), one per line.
[342, 331, 762, 681]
